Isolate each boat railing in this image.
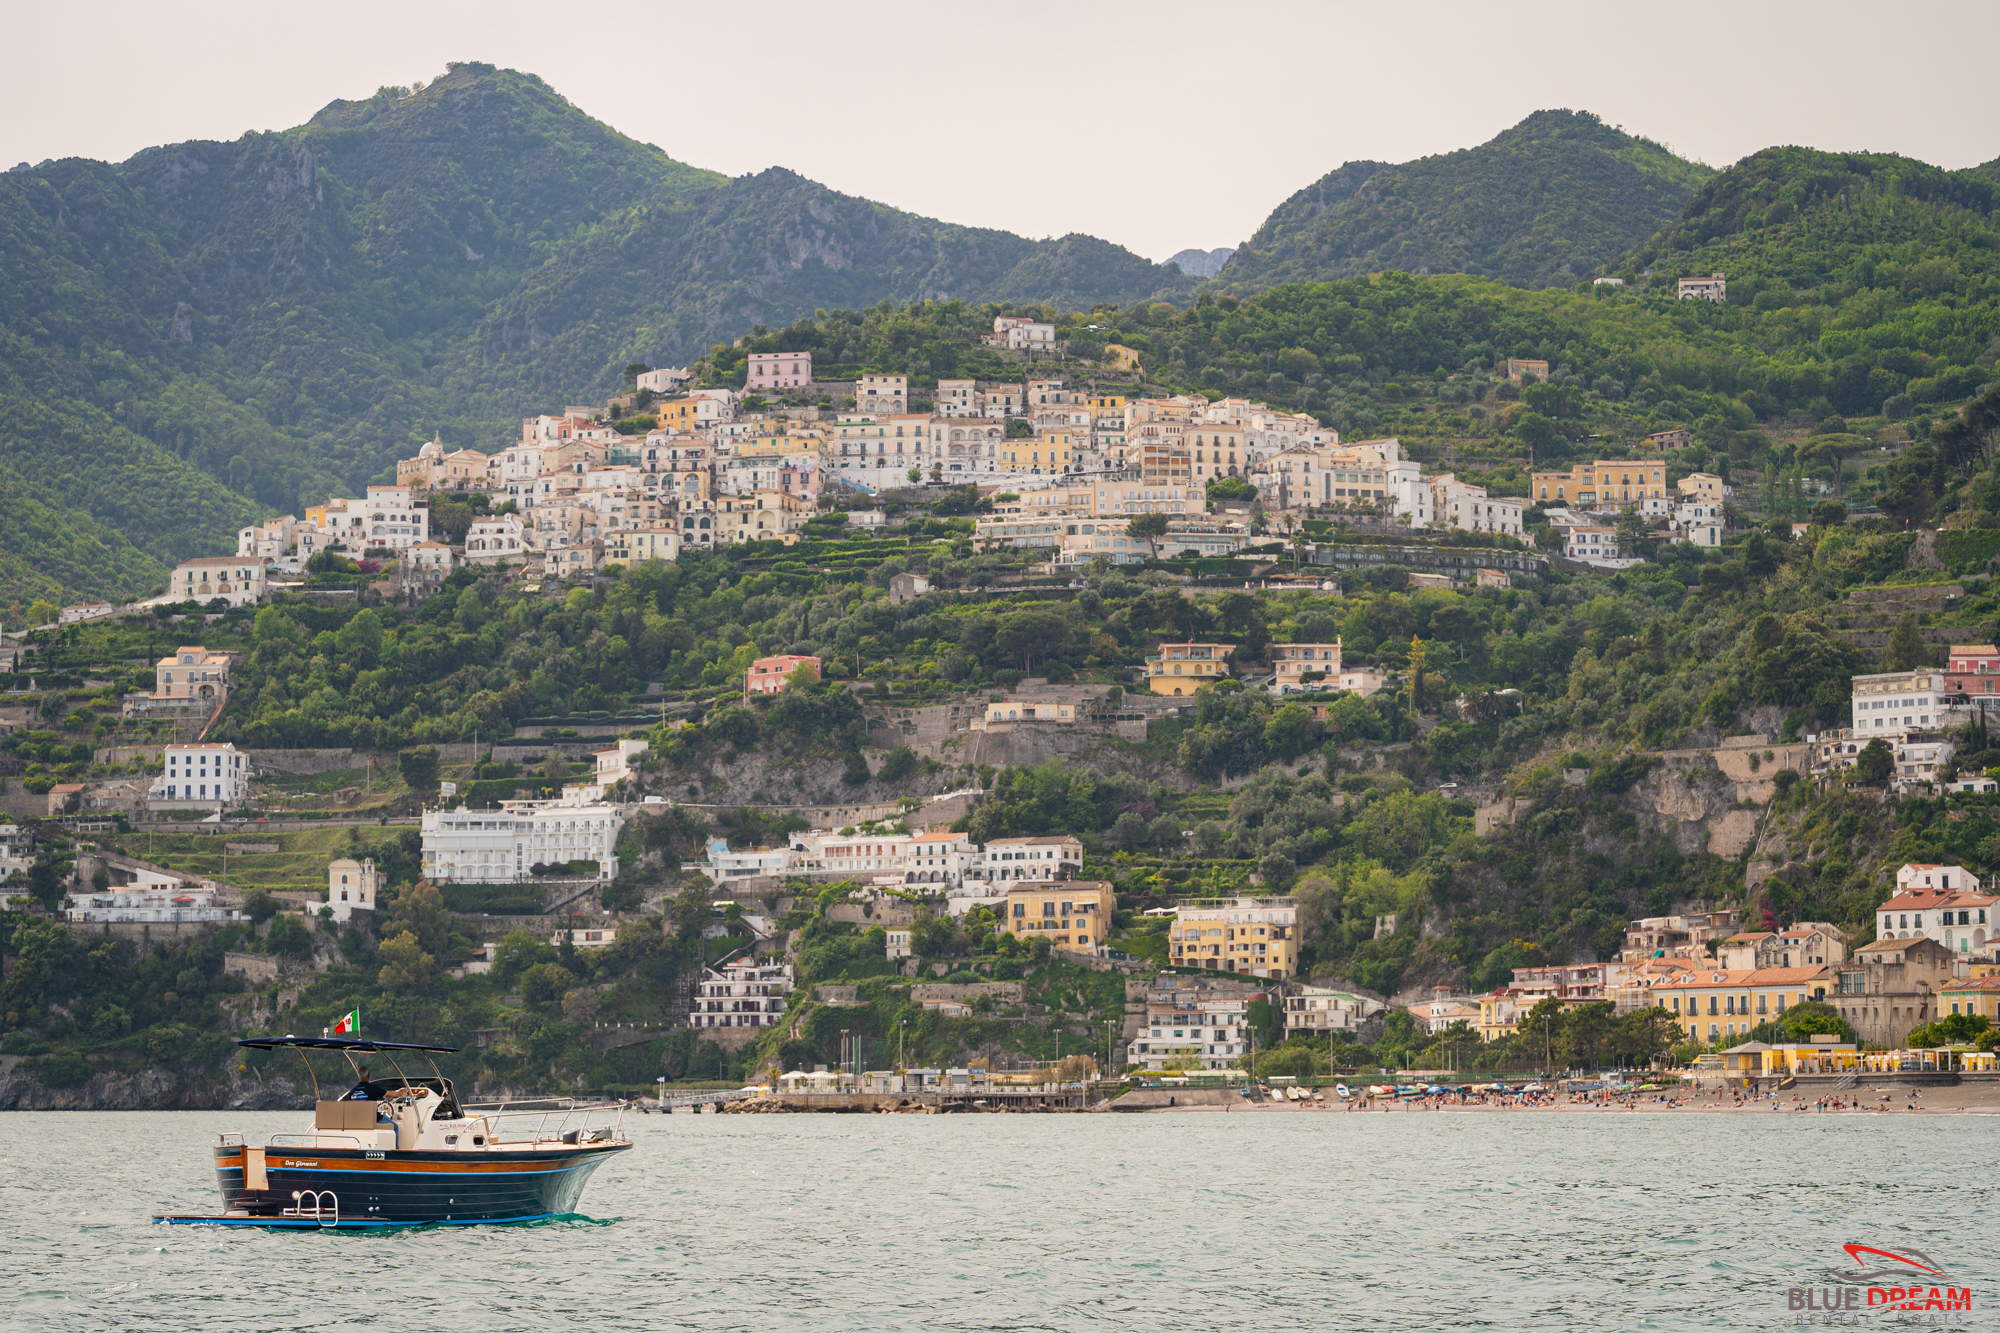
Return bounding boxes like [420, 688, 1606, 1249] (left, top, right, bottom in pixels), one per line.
[268, 1133, 369, 1149]
[462, 1099, 630, 1146]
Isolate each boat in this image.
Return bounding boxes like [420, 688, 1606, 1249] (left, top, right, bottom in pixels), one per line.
[153, 1036, 632, 1229]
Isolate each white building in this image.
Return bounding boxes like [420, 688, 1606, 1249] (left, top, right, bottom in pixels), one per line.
[465, 514, 530, 564]
[150, 742, 249, 808]
[357, 486, 431, 551]
[67, 867, 241, 924]
[1876, 864, 1995, 953]
[681, 837, 794, 881]
[689, 958, 795, 1031]
[237, 515, 298, 560]
[1851, 669, 1946, 741]
[421, 789, 626, 882]
[326, 856, 380, 922]
[995, 318, 1057, 352]
[1285, 986, 1388, 1035]
[970, 835, 1083, 884]
[1430, 473, 1524, 536]
[1678, 272, 1727, 302]
[593, 739, 648, 788]
[635, 367, 691, 394]
[171, 557, 266, 609]
[1131, 993, 1255, 1071]
[936, 379, 980, 417]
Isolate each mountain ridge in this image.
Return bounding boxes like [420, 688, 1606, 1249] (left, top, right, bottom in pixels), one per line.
[1216, 110, 1713, 291]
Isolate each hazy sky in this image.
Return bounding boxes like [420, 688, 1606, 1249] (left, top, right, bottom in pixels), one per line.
[10, 1, 1998, 262]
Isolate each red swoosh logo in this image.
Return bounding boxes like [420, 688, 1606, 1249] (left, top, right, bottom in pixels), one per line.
[1828, 1243, 1950, 1284]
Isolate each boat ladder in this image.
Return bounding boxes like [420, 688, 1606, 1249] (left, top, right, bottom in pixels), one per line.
[284, 1190, 339, 1227]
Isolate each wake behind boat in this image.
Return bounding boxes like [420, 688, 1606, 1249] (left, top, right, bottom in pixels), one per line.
[153, 1035, 632, 1229]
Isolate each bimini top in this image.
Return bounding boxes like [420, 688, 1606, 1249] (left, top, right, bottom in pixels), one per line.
[236, 1035, 460, 1054]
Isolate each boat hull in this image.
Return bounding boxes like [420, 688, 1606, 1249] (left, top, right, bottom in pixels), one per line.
[193, 1141, 629, 1225]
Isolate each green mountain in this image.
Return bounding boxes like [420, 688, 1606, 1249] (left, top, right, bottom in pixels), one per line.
[1216, 110, 1712, 291]
[0, 63, 1186, 608]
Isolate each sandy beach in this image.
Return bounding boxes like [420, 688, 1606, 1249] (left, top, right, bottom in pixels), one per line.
[1131, 1078, 2000, 1114]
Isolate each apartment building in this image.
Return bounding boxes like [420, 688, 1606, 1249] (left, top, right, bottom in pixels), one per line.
[1529, 460, 1669, 509]
[420, 788, 625, 882]
[1651, 966, 1833, 1044]
[1146, 641, 1231, 696]
[1831, 936, 1956, 1048]
[1285, 986, 1386, 1035]
[171, 557, 266, 609]
[1271, 641, 1343, 694]
[936, 379, 980, 417]
[451, 516, 525, 568]
[150, 742, 249, 808]
[747, 351, 812, 389]
[1946, 644, 2000, 702]
[856, 373, 908, 415]
[977, 835, 1083, 883]
[1170, 898, 1300, 979]
[1875, 864, 1994, 952]
[1001, 881, 1112, 951]
[690, 959, 796, 1031]
[1132, 992, 1258, 1071]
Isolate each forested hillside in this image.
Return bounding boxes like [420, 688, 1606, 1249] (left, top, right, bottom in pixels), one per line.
[1215, 110, 1713, 291]
[0, 62, 1185, 606]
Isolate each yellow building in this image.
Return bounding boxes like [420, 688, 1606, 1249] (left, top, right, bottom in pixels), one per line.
[1941, 975, 2000, 1021]
[1530, 459, 1668, 509]
[656, 397, 701, 431]
[1650, 966, 1833, 1044]
[1104, 345, 1141, 371]
[1169, 897, 1299, 979]
[1145, 641, 1230, 696]
[1002, 881, 1112, 951]
[1476, 992, 1523, 1041]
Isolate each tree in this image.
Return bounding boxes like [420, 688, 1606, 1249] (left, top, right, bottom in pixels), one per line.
[994, 609, 1071, 673]
[623, 362, 652, 385]
[1854, 738, 1895, 785]
[384, 879, 451, 956]
[398, 746, 440, 793]
[907, 467, 922, 484]
[1884, 612, 1928, 672]
[377, 930, 438, 994]
[1127, 512, 1171, 559]
[878, 746, 918, 783]
[266, 912, 313, 958]
[519, 960, 579, 1006]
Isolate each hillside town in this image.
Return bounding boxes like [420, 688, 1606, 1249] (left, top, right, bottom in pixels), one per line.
[82, 331, 1751, 611]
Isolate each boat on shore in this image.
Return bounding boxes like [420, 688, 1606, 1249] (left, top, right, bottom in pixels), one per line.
[153, 1036, 632, 1229]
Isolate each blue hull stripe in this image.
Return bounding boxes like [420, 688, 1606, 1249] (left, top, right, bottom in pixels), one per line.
[155, 1212, 561, 1228]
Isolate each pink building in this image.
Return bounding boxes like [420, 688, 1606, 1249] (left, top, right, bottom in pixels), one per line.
[747, 352, 813, 391]
[746, 654, 822, 695]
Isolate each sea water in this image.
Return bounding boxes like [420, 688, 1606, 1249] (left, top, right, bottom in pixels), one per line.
[2, 1109, 1993, 1331]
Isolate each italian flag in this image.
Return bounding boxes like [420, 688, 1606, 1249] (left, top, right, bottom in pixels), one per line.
[333, 1009, 359, 1035]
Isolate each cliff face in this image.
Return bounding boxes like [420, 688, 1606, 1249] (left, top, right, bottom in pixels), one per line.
[0, 1054, 309, 1111]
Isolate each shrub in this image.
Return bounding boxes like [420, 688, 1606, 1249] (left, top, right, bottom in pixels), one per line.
[35, 1053, 93, 1089]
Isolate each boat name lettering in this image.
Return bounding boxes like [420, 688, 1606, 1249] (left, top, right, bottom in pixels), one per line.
[282, 1160, 319, 1168]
